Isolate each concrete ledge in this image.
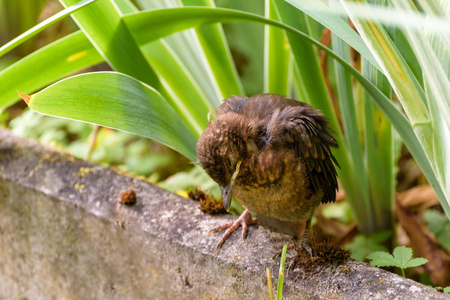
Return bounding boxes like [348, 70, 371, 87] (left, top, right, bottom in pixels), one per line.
[0, 129, 446, 299]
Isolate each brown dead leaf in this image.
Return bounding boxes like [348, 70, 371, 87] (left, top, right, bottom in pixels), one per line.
[397, 185, 439, 212]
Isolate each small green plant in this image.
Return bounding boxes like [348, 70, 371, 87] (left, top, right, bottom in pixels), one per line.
[444, 286, 450, 294]
[345, 231, 392, 261]
[267, 244, 288, 300]
[367, 246, 428, 278]
[425, 210, 450, 252]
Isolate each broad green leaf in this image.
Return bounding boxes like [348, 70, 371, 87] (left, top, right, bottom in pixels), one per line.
[0, 0, 95, 58]
[367, 251, 397, 267]
[24, 72, 197, 161]
[392, 246, 413, 268]
[0, 31, 103, 109]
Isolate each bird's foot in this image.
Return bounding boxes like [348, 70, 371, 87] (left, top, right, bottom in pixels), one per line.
[209, 209, 258, 253]
[286, 238, 313, 272]
[273, 238, 313, 275]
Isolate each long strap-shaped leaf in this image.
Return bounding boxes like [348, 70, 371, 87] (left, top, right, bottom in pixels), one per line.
[22, 72, 197, 161]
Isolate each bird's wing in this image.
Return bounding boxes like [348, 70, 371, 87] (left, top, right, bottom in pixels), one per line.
[268, 105, 339, 204]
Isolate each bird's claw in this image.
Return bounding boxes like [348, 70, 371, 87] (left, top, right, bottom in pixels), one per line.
[209, 209, 258, 253]
[273, 238, 313, 275]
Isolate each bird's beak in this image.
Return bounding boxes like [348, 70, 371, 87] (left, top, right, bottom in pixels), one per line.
[221, 161, 241, 212]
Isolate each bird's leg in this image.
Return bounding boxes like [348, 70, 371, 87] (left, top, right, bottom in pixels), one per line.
[299, 217, 313, 256]
[209, 209, 258, 252]
[284, 216, 314, 272]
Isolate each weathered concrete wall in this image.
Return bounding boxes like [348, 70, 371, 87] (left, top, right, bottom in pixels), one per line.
[0, 129, 447, 300]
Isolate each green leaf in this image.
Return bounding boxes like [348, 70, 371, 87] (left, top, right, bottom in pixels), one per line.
[404, 257, 428, 269]
[367, 246, 428, 270]
[392, 246, 413, 268]
[346, 231, 391, 261]
[444, 286, 450, 294]
[0, 0, 95, 57]
[264, 0, 291, 95]
[24, 72, 197, 161]
[367, 251, 397, 267]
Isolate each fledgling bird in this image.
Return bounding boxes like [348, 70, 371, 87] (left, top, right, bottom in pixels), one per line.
[196, 94, 339, 253]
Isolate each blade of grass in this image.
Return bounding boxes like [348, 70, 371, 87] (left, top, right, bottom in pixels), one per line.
[0, 0, 95, 58]
[277, 244, 288, 300]
[266, 267, 274, 300]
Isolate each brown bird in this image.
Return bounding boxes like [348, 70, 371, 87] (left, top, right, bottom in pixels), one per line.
[196, 94, 339, 253]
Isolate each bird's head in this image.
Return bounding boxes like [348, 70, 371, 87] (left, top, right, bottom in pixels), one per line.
[197, 112, 254, 211]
